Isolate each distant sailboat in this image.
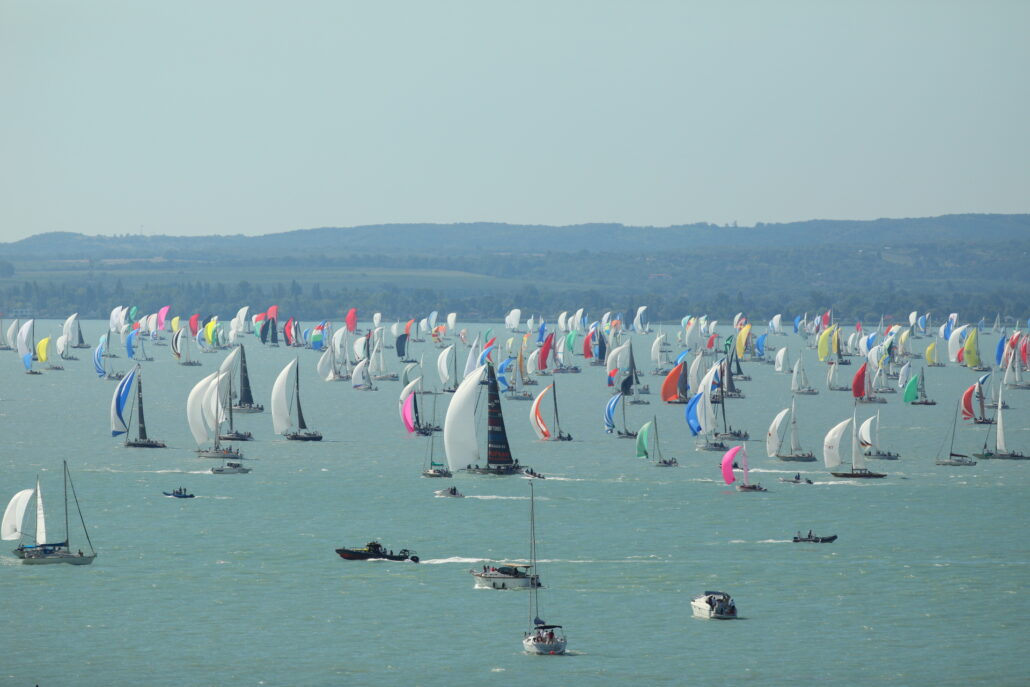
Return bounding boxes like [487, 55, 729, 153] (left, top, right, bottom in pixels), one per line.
[936, 401, 976, 466]
[272, 358, 323, 441]
[111, 365, 166, 448]
[822, 408, 886, 478]
[721, 445, 766, 491]
[530, 383, 572, 441]
[231, 345, 264, 413]
[636, 416, 677, 466]
[521, 482, 567, 655]
[766, 397, 815, 461]
[974, 383, 1025, 459]
[858, 410, 899, 460]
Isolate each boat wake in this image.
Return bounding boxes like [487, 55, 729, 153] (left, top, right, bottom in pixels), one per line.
[466, 495, 531, 500]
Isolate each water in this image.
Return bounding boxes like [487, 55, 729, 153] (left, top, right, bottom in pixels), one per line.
[1, 321, 1027, 685]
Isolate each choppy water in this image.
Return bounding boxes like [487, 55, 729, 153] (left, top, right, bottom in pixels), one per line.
[1, 321, 1027, 686]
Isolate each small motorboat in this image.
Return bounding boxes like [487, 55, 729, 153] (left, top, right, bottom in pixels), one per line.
[435, 486, 464, 498]
[793, 532, 838, 543]
[211, 461, 251, 474]
[163, 488, 194, 499]
[335, 541, 419, 563]
[779, 474, 814, 485]
[655, 458, 678, 467]
[691, 591, 738, 619]
[736, 483, 767, 492]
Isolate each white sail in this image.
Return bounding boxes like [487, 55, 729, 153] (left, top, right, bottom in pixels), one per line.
[557, 311, 568, 332]
[1, 488, 35, 540]
[766, 408, 790, 458]
[316, 349, 333, 379]
[606, 342, 630, 378]
[34, 478, 47, 545]
[437, 345, 455, 387]
[697, 362, 720, 433]
[851, 409, 867, 470]
[859, 415, 876, 449]
[372, 312, 382, 329]
[633, 306, 648, 332]
[271, 360, 297, 435]
[789, 398, 803, 453]
[650, 334, 665, 365]
[202, 372, 229, 432]
[352, 359, 370, 388]
[62, 313, 78, 342]
[352, 336, 367, 362]
[823, 417, 851, 470]
[774, 347, 787, 373]
[947, 324, 968, 363]
[5, 320, 18, 349]
[688, 352, 704, 395]
[17, 319, 33, 362]
[219, 346, 241, 375]
[771, 313, 782, 334]
[526, 348, 540, 374]
[463, 334, 482, 377]
[187, 373, 217, 446]
[572, 308, 584, 332]
[443, 365, 487, 471]
[897, 361, 911, 389]
[447, 312, 458, 331]
[56, 335, 68, 358]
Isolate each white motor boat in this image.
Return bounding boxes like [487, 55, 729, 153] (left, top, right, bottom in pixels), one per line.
[434, 487, 463, 498]
[211, 461, 251, 474]
[691, 591, 738, 619]
[470, 564, 540, 590]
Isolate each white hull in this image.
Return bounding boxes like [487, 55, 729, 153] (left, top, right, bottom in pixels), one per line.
[471, 572, 540, 589]
[522, 636, 567, 655]
[691, 596, 737, 619]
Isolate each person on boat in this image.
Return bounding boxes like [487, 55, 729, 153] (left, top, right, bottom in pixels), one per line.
[547, 630, 555, 642]
[807, 530, 813, 539]
[795, 473, 800, 480]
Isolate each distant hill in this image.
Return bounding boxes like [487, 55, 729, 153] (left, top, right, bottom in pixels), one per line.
[3, 214, 1027, 260]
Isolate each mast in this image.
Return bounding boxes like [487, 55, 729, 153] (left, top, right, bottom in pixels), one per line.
[653, 416, 663, 462]
[63, 459, 69, 547]
[527, 481, 539, 626]
[552, 381, 562, 437]
[789, 397, 801, 454]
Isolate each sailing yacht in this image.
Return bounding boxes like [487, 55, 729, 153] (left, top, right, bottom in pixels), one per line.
[936, 402, 976, 466]
[826, 361, 850, 391]
[272, 358, 323, 441]
[111, 365, 166, 448]
[421, 396, 451, 477]
[859, 410, 899, 459]
[187, 372, 244, 460]
[765, 398, 815, 461]
[721, 445, 766, 491]
[230, 345, 263, 412]
[522, 482, 567, 655]
[2, 461, 97, 565]
[822, 408, 886, 478]
[172, 327, 202, 367]
[530, 383, 572, 441]
[975, 383, 1026, 459]
[791, 358, 818, 394]
[444, 363, 533, 476]
[217, 348, 253, 441]
[904, 367, 936, 405]
[636, 416, 677, 466]
[603, 392, 637, 438]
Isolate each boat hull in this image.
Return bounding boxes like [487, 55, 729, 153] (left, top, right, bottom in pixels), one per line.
[335, 548, 418, 563]
[690, 597, 737, 619]
[471, 571, 540, 589]
[777, 453, 816, 462]
[16, 550, 96, 565]
[793, 535, 837, 543]
[522, 636, 567, 655]
[830, 470, 886, 478]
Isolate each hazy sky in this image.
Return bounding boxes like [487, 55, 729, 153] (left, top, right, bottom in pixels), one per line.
[1, 1, 1027, 241]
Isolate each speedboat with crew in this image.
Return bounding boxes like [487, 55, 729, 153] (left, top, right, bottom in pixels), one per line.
[691, 591, 738, 619]
[163, 487, 194, 498]
[435, 486, 464, 498]
[793, 530, 837, 543]
[335, 541, 419, 563]
[211, 461, 251, 474]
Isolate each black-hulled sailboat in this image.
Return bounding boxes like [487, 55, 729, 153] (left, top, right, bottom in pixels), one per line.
[272, 358, 322, 441]
[111, 364, 166, 448]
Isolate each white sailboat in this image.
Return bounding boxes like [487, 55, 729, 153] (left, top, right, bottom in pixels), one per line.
[522, 482, 567, 655]
[765, 397, 815, 461]
[822, 408, 886, 478]
[859, 410, 899, 459]
[271, 358, 323, 441]
[2, 461, 96, 565]
[187, 372, 244, 460]
[975, 382, 1026, 459]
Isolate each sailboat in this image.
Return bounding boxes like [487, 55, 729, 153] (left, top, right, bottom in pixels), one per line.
[421, 396, 451, 477]
[400, 376, 438, 436]
[713, 387, 748, 440]
[216, 348, 253, 441]
[187, 373, 244, 460]
[437, 344, 459, 393]
[111, 365, 166, 448]
[94, 334, 125, 380]
[2, 461, 97, 565]
[853, 362, 886, 404]
[231, 345, 264, 413]
[636, 416, 677, 466]
[765, 397, 815, 461]
[17, 319, 41, 375]
[975, 383, 1026, 459]
[826, 361, 850, 391]
[603, 392, 637, 438]
[822, 408, 886, 478]
[522, 482, 567, 655]
[936, 402, 976, 466]
[904, 367, 936, 405]
[172, 327, 202, 366]
[271, 358, 322, 441]
[961, 380, 994, 425]
[530, 383, 572, 441]
[859, 410, 899, 459]
[721, 445, 766, 491]
[790, 358, 818, 395]
[444, 363, 533, 475]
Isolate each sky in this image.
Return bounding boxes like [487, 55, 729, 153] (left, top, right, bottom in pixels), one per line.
[1, 1, 1027, 241]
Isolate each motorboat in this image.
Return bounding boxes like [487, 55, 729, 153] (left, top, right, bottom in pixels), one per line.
[691, 591, 738, 619]
[335, 541, 419, 563]
[211, 461, 251, 474]
[470, 564, 540, 590]
[793, 532, 837, 543]
[434, 486, 464, 498]
[163, 488, 194, 499]
[779, 475, 814, 484]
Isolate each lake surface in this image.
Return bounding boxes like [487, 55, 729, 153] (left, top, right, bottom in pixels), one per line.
[1, 320, 1027, 686]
